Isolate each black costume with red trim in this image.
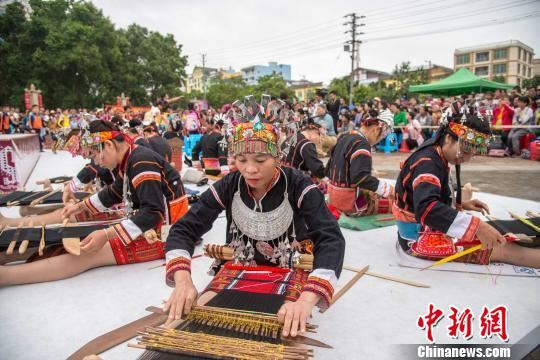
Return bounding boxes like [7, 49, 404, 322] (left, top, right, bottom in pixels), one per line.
[165, 167, 345, 308]
[325, 131, 392, 216]
[83, 145, 185, 247]
[282, 133, 324, 179]
[192, 131, 228, 167]
[393, 142, 488, 264]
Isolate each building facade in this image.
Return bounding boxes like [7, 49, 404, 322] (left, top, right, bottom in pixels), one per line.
[287, 80, 323, 102]
[241, 62, 291, 85]
[353, 67, 391, 85]
[185, 66, 218, 94]
[454, 40, 535, 87]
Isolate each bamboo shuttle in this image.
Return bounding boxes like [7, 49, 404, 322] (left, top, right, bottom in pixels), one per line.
[421, 245, 482, 271]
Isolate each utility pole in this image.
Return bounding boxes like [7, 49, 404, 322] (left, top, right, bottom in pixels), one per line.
[344, 13, 365, 106]
[201, 53, 207, 100]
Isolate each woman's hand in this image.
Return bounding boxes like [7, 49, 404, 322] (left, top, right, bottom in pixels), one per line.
[80, 228, 113, 253]
[462, 199, 490, 215]
[63, 184, 77, 204]
[163, 270, 198, 321]
[62, 201, 84, 219]
[277, 291, 319, 337]
[475, 221, 506, 250]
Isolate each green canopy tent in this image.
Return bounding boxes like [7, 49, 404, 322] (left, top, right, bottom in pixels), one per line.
[409, 68, 514, 96]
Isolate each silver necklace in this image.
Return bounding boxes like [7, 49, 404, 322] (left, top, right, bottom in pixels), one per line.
[230, 168, 295, 267]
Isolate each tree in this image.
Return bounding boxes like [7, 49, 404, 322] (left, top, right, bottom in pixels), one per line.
[114, 24, 187, 105]
[328, 76, 349, 100]
[491, 75, 506, 84]
[0, 0, 188, 108]
[250, 74, 294, 101]
[523, 75, 540, 89]
[392, 61, 428, 97]
[0, 2, 32, 106]
[206, 76, 248, 107]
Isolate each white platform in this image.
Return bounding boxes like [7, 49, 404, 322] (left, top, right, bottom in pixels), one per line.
[0, 150, 539, 360]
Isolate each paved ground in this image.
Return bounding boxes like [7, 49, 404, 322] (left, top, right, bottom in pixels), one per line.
[370, 152, 540, 201]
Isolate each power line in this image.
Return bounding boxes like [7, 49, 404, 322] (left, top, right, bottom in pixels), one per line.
[365, 0, 536, 33]
[363, 0, 473, 21]
[206, 29, 346, 63]
[361, 0, 433, 17]
[188, 0, 523, 66]
[187, 16, 344, 57]
[202, 11, 538, 73]
[205, 39, 346, 69]
[363, 11, 540, 43]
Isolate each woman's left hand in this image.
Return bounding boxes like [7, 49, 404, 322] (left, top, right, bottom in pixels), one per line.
[462, 199, 490, 215]
[277, 292, 319, 337]
[81, 228, 113, 253]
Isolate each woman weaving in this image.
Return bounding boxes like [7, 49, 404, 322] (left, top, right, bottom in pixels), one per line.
[163, 95, 346, 338]
[325, 109, 395, 217]
[394, 102, 540, 268]
[0, 120, 188, 286]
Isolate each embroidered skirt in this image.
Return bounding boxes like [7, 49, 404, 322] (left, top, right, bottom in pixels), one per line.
[109, 237, 165, 265]
[327, 184, 392, 217]
[397, 225, 492, 265]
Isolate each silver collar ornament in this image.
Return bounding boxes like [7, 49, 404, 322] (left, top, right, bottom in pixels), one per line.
[230, 168, 296, 267]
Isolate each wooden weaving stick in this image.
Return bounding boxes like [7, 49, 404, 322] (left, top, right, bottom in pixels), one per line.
[320, 265, 369, 313]
[66, 310, 168, 360]
[30, 187, 62, 207]
[343, 265, 430, 288]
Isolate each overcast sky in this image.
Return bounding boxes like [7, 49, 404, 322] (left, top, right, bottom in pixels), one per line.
[92, 0, 540, 84]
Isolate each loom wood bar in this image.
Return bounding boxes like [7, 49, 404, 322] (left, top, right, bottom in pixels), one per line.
[30, 187, 61, 207]
[320, 265, 369, 313]
[344, 265, 430, 288]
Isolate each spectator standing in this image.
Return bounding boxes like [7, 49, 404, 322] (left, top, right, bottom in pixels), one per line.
[327, 91, 340, 134]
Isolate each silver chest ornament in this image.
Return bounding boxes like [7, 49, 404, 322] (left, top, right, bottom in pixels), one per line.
[122, 172, 134, 217]
[229, 169, 296, 268]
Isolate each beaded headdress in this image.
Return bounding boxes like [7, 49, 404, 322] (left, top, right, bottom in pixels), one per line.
[225, 95, 293, 158]
[441, 100, 492, 155]
[62, 122, 124, 157]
